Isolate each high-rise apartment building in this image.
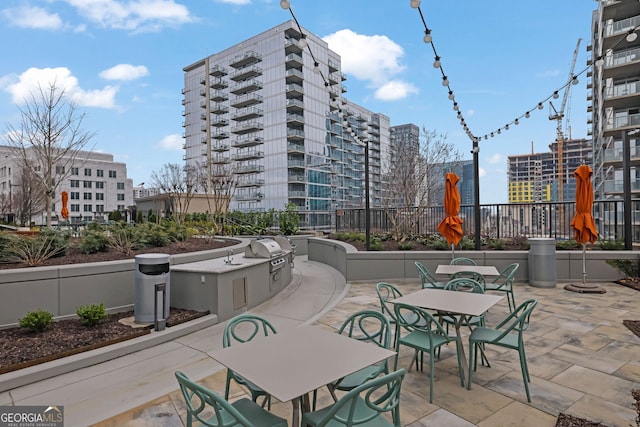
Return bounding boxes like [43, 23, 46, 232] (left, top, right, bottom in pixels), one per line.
[508, 138, 591, 203]
[590, 0, 640, 200]
[182, 21, 390, 228]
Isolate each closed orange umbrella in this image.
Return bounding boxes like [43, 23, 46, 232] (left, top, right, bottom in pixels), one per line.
[570, 165, 597, 244]
[61, 191, 69, 220]
[438, 173, 463, 254]
[570, 164, 597, 286]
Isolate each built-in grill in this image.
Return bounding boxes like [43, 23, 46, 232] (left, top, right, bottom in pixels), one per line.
[244, 238, 289, 272]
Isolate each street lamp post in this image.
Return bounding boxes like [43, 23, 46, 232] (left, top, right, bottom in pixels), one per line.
[364, 138, 370, 251]
[472, 139, 481, 249]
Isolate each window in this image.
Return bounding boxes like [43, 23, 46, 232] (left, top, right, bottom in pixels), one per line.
[83, 193, 92, 200]
[55, 166, 65, 174]
[84, 168, 91, 176]
[117, 204, 124, 210]
[95, 204, 104, 212]
[70, 180, 79, 188]
[70, 192, 80, 200]
[96, 169, 104, 177]
[71, 167, 79, 176]
[83, 181, 92, 188]
[95, 193, 104, 201]
[117, 193, 125, 201]
[71, 204, 80, 212]
[117, 182, 125, 190]
[95, 181, 104, 189]
[83, 204, 92, 212]
[109, 170, 117, 178]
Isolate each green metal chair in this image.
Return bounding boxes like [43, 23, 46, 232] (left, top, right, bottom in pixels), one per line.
[467, 299, 538, 402]
[175, 371, 288, 427]
[415, 261, 446, 289]
[302, 369, 406, 427]
[326, 310, 392, 402]
[223, 313, 277, 409]
[393, 302, 464, 403]
[450, 257, 477, 266]
[450, 270, 486, 286]
[484, 263, 519, 312]
[442, 278, 486, 328]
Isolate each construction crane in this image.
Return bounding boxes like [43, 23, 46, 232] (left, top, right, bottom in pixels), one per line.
[549, 38, 581, 203]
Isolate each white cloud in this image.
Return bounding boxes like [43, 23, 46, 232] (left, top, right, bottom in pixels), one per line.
[478, 167, 486, 177]
[323, 29, 412, 100]
[487, 153, 502, 164]
[215, 0, 251, 4]
[100, 64, 149, 81]
[1, 6, 63, 30]
[374, 80, 418, 101]
[64, 0, 193, 32]
[158, 134, 183, 150]
[2, 67, 118, 109]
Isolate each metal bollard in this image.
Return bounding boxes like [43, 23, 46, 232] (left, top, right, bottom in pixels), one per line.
[154, 283, 167, 331]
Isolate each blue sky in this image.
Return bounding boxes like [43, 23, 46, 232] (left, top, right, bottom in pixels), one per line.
[0, 0, 597, 204]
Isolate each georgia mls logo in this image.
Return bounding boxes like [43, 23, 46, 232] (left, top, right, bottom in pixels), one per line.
[0, 405, 64, 427]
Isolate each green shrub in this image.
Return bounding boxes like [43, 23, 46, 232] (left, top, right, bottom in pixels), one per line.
[556, 239, 580, 250]
[397, 241, 414, 250]
[278, 203, 300, 236]
[459, 236, 475, 250]
[7, 233, 69, 266]
[487, 238, 506, 250]
[19, 309, 54, 332]
[80, 228, 110, 254]
[597, 238, 624, 250]
[76, 303, 107, 327]
[368, 238, 383, 251]
[133, 222, 170, 248]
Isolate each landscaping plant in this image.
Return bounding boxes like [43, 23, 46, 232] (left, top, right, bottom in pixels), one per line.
[19, 309, 54, 333]
[76, 303, 107, 327]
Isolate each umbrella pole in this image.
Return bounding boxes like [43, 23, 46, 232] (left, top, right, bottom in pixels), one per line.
[451, 243, 455, 260]
[582, 243, 587, 285]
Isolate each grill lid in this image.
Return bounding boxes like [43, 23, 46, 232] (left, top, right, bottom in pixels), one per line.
[244, 238, 285, 258]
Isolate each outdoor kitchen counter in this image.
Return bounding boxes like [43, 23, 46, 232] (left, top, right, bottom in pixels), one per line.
[169, 250, 293, 322]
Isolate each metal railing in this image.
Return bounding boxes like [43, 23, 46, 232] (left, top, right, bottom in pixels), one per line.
[334, 199, 640, 244]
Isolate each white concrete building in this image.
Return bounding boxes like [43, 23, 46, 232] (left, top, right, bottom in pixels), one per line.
[0, 146, 133, 225]
[182, 20, 390, 229]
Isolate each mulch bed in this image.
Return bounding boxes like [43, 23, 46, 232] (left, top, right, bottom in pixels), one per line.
[555, 413, 612, 427]
[0, 308, 208, 375]
[623, 320, 640, 340]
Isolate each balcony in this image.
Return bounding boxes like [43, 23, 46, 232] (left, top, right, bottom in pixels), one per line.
[287, 158, 305, 169]
[212, 142, 229, 152]
[210, 91, 228, 102]
[230, 79, 263, 95]
[287, 142, 305, 154]
[287, 128, 305, 140]
[236, 178, 265, 188]
[234, 192, 264, 201]
[211, 104, 228, 114]
[230, 93, 263, 108]
[288, 174, 305, 183]
[232, 135, 264, 148]
[285, 68, 304, 83]
[229, 51, 262, 69]
[230, 65, 262, 82]
[286, 83, 304, 96]
[210, 78, 228, 89]
[211, 117, 229, 127]
[286, 113, 304, 124]
[232, 107, 263, 121]
[288, 190, 306, 198]
[232, 149, 264, 161]
[286, 98, 304, 111]
[211, 155, 230, 164]
[231, 121, 264, 135]
[603, 81, 640, 109]
[209, 65, 228, 76]
[236, 164, 265, 174]
[604, 112, 640, 132]
[212, 131, 230, 140]
[285, 53, 303, 67]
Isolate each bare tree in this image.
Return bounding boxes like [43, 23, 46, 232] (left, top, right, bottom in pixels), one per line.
[150, 163, 199, 225]
[13, 166, 46, 226]
[4, 82, 94, 227]
[381, 128, 461, 241]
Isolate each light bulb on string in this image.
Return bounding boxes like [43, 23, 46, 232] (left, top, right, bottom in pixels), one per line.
[537, 103, 543, 110]
[453, 102, 459, 111]
[442, 76, 449, 86]
[490, 132, 494, 138]
[514, 118, 519, 125]
[571, 76, 579, 85]
[484, 135, 488, 140]
[298, 34, 307, 49]
[595, 57, 605, 67]
[497, 129, 502, 134]
[626, 29, 638, 42]
[433, 56, 441, 68]
[313, 61, 321, 74]
[448, 91, 454, 100]
[505, 124, 510, 130]
[525, 111, 531, 118]
[423, 29, 432, 43]
[410, 0, 421, 8]
[553, 91, 559, 99]
[279, 0, 290, 9]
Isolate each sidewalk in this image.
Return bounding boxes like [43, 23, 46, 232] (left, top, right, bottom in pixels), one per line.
[0, 256, 349, 427]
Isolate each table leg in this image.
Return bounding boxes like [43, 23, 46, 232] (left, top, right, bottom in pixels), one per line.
[292, 393, 311, 427]
[453, 316, 467, 386]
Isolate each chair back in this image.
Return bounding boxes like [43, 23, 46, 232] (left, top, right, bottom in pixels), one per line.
[444, 277, 484, 293]
[223, 313, 277, 348]
[309, 369, 406, 427]
[393, 302, 449, 346]
[450, 270, 485, 285]
[376, 282, 402, 323]
[450, 257, 476, 266]
[175, 371, 253, 427]
[491, 263, 519, 286]
[492, 299, 538, 342]
[415, 262, 441, 289]
[338, 310, 391, 350]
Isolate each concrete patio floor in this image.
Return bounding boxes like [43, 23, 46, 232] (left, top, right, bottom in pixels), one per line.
[2, 256, 638, 426]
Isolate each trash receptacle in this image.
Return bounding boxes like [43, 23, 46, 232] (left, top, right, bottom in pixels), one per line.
[134, 254, 170, 326]
[528, 238, 556, 288]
